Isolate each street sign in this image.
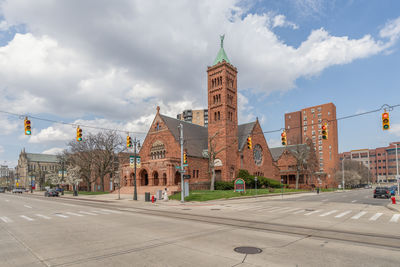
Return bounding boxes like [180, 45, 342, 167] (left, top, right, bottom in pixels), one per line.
[175, 166, 181, 169]
[182, 164, 188, 167]
[183, 175, 191, 179]
[234, 178, 246, 193]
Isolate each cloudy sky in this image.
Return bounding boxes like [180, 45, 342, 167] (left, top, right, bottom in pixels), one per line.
[1, 0, 400, 167]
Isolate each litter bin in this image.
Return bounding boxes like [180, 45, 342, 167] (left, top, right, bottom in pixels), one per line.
[145, 192, 150, 202]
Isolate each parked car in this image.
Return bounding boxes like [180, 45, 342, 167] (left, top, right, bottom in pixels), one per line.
[373, 187, 390, 198]
[0, 187, 5, 193]
[44, 189, 59, 197]
[12, 188, 23, 194]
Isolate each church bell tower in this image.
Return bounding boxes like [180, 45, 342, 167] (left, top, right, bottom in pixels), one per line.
[207, 35, 238, 181]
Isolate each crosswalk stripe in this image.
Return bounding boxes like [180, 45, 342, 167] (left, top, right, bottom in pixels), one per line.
[293, 209, 306, 214]
[65, 212, 84, 217]
[320, 210, 338, 217]
[36, 214, 51, 219]
[273, 207, 292, 213]
[24, 205, 32, 208]
[100, 209, 122, 214]
[335, 210, 352, 218]
[79, 211, 97, 215]
[278, 208, 300, 213]
[389, 214, 400, 223]
[267, 207, 283, 212]
[91, 210, 110, 214]
[351, 211, 367, 220]
[20, 215, 34, 221]
[5, 199, 9, 202]
[351, 200, 357, 203]
[369, 213, 383, 221]
[0, 216, 13, 223]
[54, 214, 69, 218]
[304, 210, 322, 216]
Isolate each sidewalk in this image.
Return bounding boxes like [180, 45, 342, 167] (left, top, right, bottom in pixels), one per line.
[387, 195, 400, 212]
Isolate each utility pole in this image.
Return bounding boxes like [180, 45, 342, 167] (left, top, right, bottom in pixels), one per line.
[341, 158, 345, 191]
[133, 137, 140, 201]
[395, 143, 399, 196]
[179, 123, 184, 203]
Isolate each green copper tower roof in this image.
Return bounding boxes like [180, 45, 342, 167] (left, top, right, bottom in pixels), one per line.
[213, 34, 230, 65]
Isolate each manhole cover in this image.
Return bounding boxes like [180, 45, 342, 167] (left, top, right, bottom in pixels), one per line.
[234, 247, 262, 254]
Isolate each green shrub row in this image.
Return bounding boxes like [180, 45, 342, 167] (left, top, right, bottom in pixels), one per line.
[214, 170, 282, 190]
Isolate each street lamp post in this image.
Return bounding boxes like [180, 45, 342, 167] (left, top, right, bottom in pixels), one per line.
[133, 138, 140, 201]
[341, 158, 345, 191]
[395, 143, 399, 196]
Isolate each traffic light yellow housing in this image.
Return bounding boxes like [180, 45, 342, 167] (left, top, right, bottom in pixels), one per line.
[247, 136, 252, 149]
[281, 131, 287, 146]
[183, 151, 187, 164]
[127, 136, 132, 148]
[76, 127, 82, 141]
[322, 123, 328, 140]
[382, 112, 390, 130]
[24, 117, 31, 135]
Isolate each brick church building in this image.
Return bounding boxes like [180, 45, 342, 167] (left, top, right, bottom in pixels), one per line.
[119, 36, 279, 195]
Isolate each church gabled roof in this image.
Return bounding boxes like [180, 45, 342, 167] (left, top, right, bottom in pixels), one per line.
[25, 153, 59, 163]
[269, 144, 309, 161]
[213, 34, 230, 65]
[238, 121, 256, 151]
[160, 114, 208, 158]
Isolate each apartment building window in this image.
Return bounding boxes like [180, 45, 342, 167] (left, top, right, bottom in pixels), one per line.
[288, 126, 290, 129]
[304, 116, 307, 121]
[319, 152, 323, 156]
[319, 140, 322, 145]
[288, 115, 291, 119]
[311, 108, 315, 113]
[304, 121, 307, 126]
[312, 136, 316, 140]
[319, 162, 324, 167]
[312, 125, 314, 130]
[312, 130, 315, 136]
[318, 124, 321, 129]
[328, 112, 331, 115]
[318, 119, 322, 123]
[317, 107, 321, 112]
[311, 120, 314, 124]
[304, 126, 307, 131]
[319, 146, 322, 151]
[318, 135, 322, 140]
[320, 158, 323, 162]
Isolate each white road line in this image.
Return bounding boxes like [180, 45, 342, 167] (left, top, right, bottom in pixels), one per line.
[0, 216, 13, 223]
[304, 210, 322, 216]
[61, 203, 77, 207]
[335, 210, 352, 218]
[389, 214, 400, 223]
[364, 196, 369, 199]
[272, 207, 292, 213]
[100, 209, 122, 214]
[278, 208, 300, 213]
[65, 212, 84, 217]
[20, 215, 34, 221]
[5, 199, 9, 202]
[319, 210, 338, 217]
[91, 210, 111, 214]
[79, 211, 97, 216]
[54, 214, 69, 218]
[369, 213, 383, 221]
[267, 207, 283, 212]
[36, 214, 51, 220]
[293, 209, 306, 214]
[24, 205, 32, 208]
[351, 200, 357, 203]
[321, 199, 329, 202]
[351, 211, 367, 220]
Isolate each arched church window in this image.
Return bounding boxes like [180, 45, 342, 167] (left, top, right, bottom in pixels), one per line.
[151, 140, 166, 160]
[218, 111, 220, 120]
[214, 112, 217, 121]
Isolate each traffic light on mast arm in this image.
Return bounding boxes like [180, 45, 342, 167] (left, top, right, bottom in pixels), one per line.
[382, 111, 390, 130]
[76, 127, 82, 142]
[281, 130, 287, 146]
[126, 135, 132, 148]
[322, 123, 328, 140]
[24, 117, 31, 135]
[247, 136, 252, 149]
[183, 151, 187, 164]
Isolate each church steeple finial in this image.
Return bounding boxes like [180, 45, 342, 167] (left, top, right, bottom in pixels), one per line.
[213, 34, 230, 65]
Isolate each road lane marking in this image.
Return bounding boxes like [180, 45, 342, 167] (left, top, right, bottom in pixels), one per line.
[351, 200, 357, 203]
[351, 211, 367, 220]
[91, 210, 111, 214]
[278, 208, 300, 213]
[321, 199, 329, 202]
[319, 210, 338, 217]
[5, 199, 9, 202]
[79, 211, 97, 215]
[335, 210, 352, 218]
[61, 203, 77, 207]
[293, 209, 306, 214]
[24, 205, 32, 208]
[390, 214, 400, 223]
[101, 209, 122, 214]
[54, 214, 69, 218]
[65, 212, 84, 217]
[36, 214, 51, 219]
[273, 207, 292, 213]
[20, 215, 34, 221]
[267, 207, 283, 212]
[0, 216, 13, 223]
[304, 210, 322, 216]
[369, 213, 383, 221]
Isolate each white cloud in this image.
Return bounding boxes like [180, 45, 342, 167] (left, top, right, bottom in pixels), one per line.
[42, 147, 63, 155]
[380, 17, 400, 44]
[267, 138, 282, 148]
[390, 124, 400, 137]
[0, 145, 4, 154]
[0, 114, 19, 135]
[272, 15, 298, 30]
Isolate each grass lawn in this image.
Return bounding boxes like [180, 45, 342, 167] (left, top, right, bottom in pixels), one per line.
[64, 191, 110, 195]
[169, 188, 311, 202]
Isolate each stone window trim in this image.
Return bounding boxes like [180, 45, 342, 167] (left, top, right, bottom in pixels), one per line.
[150, 140, 166, 160]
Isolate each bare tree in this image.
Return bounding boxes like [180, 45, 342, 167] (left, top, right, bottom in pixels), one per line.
[334, 170, 362, 187]
[47, 171, 64, 186]
[335, 160, 370, 187]
[304, 138, 319, 185]
[290, 141, 318, 189]
[207, 131, 229, 191]
[65, 165, 82, 188]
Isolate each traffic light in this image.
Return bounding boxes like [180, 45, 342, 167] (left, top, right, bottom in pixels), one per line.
[76, 127, 82, 142]
[247, 136, 252, 149]
[281, 131, 287, 146]
[24, 117, 31, 135]
[322, 123, 328, 140]
[126, 136, 132, 148]
[382, 111, 390, 130]
[183, 151, 187, 164]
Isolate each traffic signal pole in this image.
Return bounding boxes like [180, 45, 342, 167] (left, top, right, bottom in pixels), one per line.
[179, 123, 185, 203]
[133, 137, 138, 201]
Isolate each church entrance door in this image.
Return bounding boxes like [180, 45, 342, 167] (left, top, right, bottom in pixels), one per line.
[140, 170, 149, 186]
[215, 170, 222, 181]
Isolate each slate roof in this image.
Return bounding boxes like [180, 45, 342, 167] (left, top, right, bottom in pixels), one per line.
[238, 122, 256, 151]
[269, 144, 309, 161]
[160, 114, 208, 158]
[26, 153, 59, 163]
[160, 114, 258, 157]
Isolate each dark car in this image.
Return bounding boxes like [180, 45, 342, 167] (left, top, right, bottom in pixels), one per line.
[373, 187, 390, 198]
[44, 189, 59, 197]
[0, 187, 5, 193]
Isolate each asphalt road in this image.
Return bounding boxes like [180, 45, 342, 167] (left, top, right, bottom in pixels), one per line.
[1, 192, 399, 267]
[285, 188, 392, 206]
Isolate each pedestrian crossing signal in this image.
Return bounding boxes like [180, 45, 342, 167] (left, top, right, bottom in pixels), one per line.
[322, 123, 328, 140]
[247, 137, 252, 149]
[281, 131, 287, 146]
[24, 117, 31, 135]
[382, 112, 390, 130]
[76, 127, 82, 142]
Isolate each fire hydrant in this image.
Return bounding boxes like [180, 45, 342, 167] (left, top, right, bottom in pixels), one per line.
[391, 196, 396, 205]
[151, 195, 155, 203]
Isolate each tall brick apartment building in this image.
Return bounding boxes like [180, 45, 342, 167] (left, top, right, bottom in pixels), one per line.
[119, 37, 279, 194]
[340, 142, 400, 183]
[285, 103, 339, 185]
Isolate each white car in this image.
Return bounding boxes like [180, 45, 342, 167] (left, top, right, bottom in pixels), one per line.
[12, 188, 23, 194]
